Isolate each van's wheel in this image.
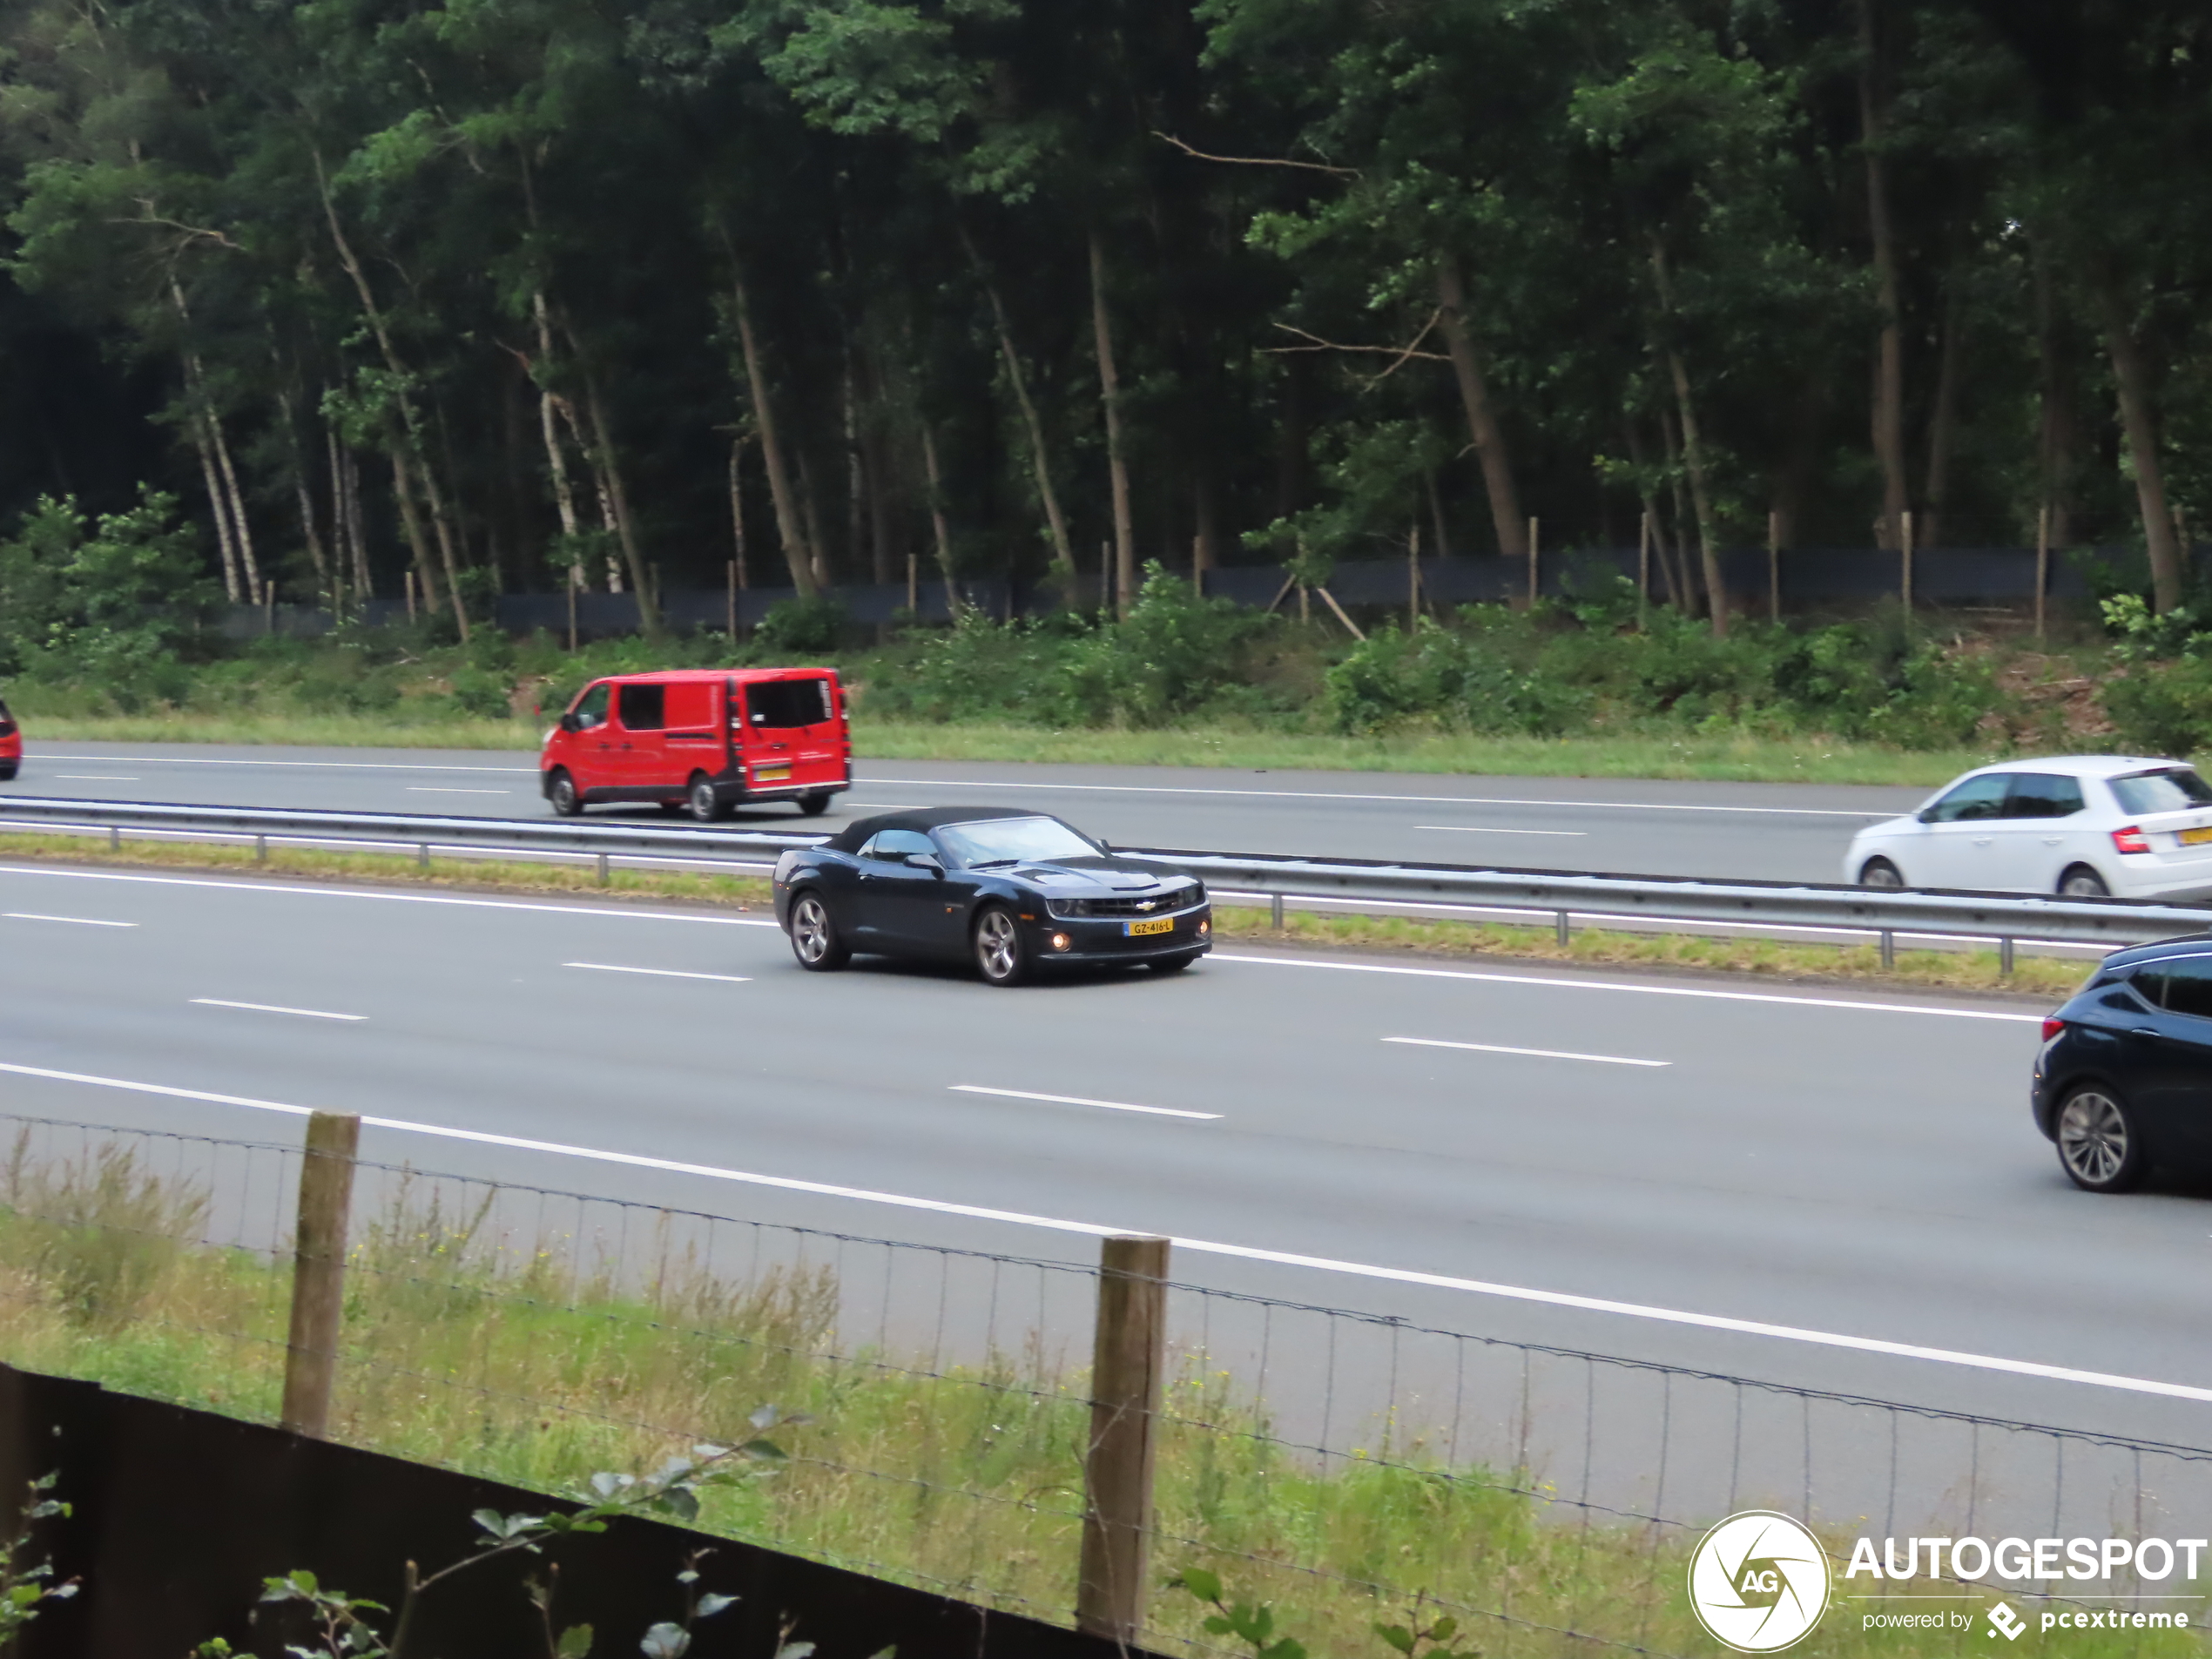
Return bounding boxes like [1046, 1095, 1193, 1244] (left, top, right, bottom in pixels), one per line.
[974, 906, 1030, 986]
[797, 792, 832, 816]
[2059, 866, 2110, 898]
[2055, 1083, 2146, 1192]
[1858, 858, 1904, 888]
[788, 892, 850, 971]
[547, 769, 582, 817]
[687, 774, 730, 822]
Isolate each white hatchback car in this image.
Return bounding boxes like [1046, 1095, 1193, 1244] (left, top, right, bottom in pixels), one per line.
[1844, 756, 2212, 900]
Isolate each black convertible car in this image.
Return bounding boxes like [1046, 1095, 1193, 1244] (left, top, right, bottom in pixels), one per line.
[771, 807, 1211, 984]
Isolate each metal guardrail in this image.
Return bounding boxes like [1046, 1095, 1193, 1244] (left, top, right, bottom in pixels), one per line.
[2, 795, 2209, 958]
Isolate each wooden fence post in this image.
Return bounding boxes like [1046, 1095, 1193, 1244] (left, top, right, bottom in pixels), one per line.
[2035, 505, 2050, 642]
[566, 570, 578, 653]
[1637, 510, 1651, 622]
[1077, 1234, 1170, 1647]
[1408, 523, 1421, 632]
[726, 560, 738, 641]
[1767, 510, 1781, 624]
[280, 1111, 361, 1440]
[1526, 516, 1541, 607]
[1900, 509, 1915, 615]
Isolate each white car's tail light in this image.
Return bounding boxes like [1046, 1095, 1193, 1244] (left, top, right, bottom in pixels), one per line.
[2112, 826, 2151, 854]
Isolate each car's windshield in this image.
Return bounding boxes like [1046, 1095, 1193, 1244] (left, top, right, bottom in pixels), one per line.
[2109, 768, 2212, 816]
[934, 816, 1100, 867]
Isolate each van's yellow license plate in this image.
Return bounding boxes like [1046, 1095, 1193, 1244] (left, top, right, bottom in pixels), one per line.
[1126, 917, 1175, 937]
[2182, 826, 2212, 846]
[753, 765, 791, 783]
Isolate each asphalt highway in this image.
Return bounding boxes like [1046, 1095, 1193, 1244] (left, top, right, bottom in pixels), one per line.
[1, 739, 1932, 880]
[3, 852, 2205, 1480]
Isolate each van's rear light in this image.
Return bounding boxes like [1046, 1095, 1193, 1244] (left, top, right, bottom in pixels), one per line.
[2112, 826, 2151, 854]
[2041, 1016, 2066, 1042]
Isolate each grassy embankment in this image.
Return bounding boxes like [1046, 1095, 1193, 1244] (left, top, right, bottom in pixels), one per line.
[0, 829, 2086, 997]
[0, 1145, 2178, 1658]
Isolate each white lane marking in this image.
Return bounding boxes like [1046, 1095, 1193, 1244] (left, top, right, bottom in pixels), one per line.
[0, 864, 782, 924]
[566, 962, 752, 984]
[1384, 1035, 1668, 1068]
[1215, 952, 2044, 1022]
[949, 1084, 1220, 1120]
[53, 774, 139, 781]
[4, 912, 137, 927]
[888, 776, 1893, 818]
[1415, 825, 1588, 837]
[1, 1058, 2201, 1406]
[406, 787, 515, 796]
[190, 998, 365, 1022]
[36, 753, 532, 773]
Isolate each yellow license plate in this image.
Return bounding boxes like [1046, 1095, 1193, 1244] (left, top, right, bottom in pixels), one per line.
[1126, 916, 1175, 937]
[754, 765, 791, 783]
[2182, 826, 2212, 846]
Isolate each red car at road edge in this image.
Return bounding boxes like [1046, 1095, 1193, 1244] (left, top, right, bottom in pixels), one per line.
[0, 697, 19, 781]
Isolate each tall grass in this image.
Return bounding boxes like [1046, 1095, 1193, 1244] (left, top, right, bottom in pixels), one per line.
[0, 1143, 2190, 1657]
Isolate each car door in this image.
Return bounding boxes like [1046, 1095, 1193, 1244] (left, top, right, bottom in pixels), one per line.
[1989, 772, 2088, 892]
[852, 829, 950, 950]
[612, 683, 666, 797]
[2116, 955, 2212, 1166]
[562, 681, 617, 795]
[1905, 772, 2013, 888]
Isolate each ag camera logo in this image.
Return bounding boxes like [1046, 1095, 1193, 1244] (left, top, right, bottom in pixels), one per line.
[1689, 1510, 1832, 1652]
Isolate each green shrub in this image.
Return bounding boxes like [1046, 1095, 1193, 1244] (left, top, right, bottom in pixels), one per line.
[2104, 659, 2212, 756]
[752, 593, 848, 656]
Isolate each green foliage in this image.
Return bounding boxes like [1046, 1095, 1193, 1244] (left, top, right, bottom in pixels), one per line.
[752, 595, 850, 658]
[0, 1130, 209, 1330]
[0, 1472, 78, 1637]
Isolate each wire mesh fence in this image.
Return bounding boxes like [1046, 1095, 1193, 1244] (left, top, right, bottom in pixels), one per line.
[0, 1108, 2206, 1657]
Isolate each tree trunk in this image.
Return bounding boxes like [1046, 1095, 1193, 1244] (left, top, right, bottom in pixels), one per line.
[728, 436, 751, 592]
[1655, 405, 1700, 613]
[277, 387, 331, 597]
[798, 446, 831, 589]
[2096, 273, 2185, 612]
[962, 226, 1076, 577]
[192, 410, 242, 602]
[921, 419, 959, 616]
[726, 262, 818, 597]
[1921, 257, 1966, 550]
[569, 341, 658, 631]
[389, 449, 441, 613]
[1626, 419, 1687, 609]
[1089, 229, 1137, 618]
[2034, 244, 2079, 550]
[1650, 242, 1726, 636]
[529, 293, 583, 585]
[208, 409, 260, 597]
[1433, 256, 1528, 562]
[1858, 0, 1909, 552]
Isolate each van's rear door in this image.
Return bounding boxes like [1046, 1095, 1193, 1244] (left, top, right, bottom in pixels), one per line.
[662, 680, 723, 788]
[738, 673, 843, 794]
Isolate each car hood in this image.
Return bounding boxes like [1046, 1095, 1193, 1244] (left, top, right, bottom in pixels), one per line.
[996, 855, 1189, 894]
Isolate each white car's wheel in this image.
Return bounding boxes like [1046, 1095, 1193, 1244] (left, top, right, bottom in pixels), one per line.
[1858, 858, 1905, 888]
[2058, 866, 2109, 899]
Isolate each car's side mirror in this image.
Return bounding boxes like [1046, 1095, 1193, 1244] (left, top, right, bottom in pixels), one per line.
[558, 712, 583, 734]
[906, 852, 944, 874]
[1916, 807, 1940, 824]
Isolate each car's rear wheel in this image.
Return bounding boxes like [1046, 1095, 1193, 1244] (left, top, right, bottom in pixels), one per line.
[1858, 858, 1904, 888]
[788, 892, 849, 971]
[687, 774, 729, 822]
[797, 792, 832, 816]
[2055, 1084, 2146, 1192]
[2059, 866, 2110, 898]
[547, 769, 582, 817]
[974, 906, 1029, 986]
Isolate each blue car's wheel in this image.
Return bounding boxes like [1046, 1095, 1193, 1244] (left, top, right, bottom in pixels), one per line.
[2056, 1084, 2145, 1193]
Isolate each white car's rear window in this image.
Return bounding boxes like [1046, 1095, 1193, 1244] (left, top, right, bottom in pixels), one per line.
[2109, 768, 2212, 816]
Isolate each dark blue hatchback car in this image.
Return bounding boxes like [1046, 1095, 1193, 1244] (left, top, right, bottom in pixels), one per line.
[2036, 936, 2212, 1190]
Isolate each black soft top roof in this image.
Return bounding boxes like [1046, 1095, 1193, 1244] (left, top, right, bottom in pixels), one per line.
[821, 806, 1055, 853]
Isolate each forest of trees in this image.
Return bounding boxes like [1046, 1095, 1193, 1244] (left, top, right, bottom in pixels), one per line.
[0, 0, 2207, 644]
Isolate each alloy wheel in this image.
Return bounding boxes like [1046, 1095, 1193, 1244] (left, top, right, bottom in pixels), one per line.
[689, 779, 718, 821]
[792, 895, 833, 965]
[975, 909, 1022, 983]
[2058, 1089, 2131, 1189]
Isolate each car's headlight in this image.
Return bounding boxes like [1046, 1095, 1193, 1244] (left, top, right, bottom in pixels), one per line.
[1045, 897, 1076, 919]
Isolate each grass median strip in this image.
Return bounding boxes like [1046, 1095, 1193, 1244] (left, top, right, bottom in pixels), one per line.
[0, 826, 2086, 997]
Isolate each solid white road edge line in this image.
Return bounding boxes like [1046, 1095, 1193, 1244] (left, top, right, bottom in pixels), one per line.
[1414, 826, 1588, 837]
[1383, 1036, 1669, 1068]
[0, 1056, 2199, 1406]
[52, 775, 138, 781]
[566, 962, 752, 984]
[0, 864, 782, 924]
[948, 1084, 1220, 1120]
[406, 787, 516, 795]
[3, 913, 136, 927]
[891, 776, 1892, 817]
[35, 753, 533, 772]
[190, 998, 366, 1022]
[1216, 951, 2045, 1022]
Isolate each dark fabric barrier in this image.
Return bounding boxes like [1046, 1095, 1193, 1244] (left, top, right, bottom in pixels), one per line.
[0, 1365, 1152, 1659]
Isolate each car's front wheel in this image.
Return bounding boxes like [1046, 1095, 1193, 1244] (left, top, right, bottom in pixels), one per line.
[788, 892, 850, 972]
[2059, 866, 2110, 899]
[687, 774, 729, 822]
[547, 769, 582, 817]
[2055, 1083, 2147, 1192]
[974, 906, 1029, 986]
[1858, 858, 1904, 888]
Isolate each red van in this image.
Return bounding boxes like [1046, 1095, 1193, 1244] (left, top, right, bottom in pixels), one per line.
[541, 668, 850, 820]
[0, 697, 18, 780]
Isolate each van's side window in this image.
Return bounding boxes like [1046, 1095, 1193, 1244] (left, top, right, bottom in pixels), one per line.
[745, 678, 833, 729]
[617, 684, 665, 731]
[570, 683, 611, 730]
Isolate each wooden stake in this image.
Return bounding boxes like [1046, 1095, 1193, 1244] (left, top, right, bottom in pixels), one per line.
[1408, 523, 1421, 632]
[1767, 510, 1781, 624]
[1076, 1235, 1170, 1646]
[1317, 584, 1366, 641]
[280, 1111, 361, 1440]
[404, 568, 417, 623]
[1637, 510, 1651, 622]
[1527, 515, 1541, 606]
[726, 559, 738, 643]
[2035, 504, 2050, 642]
[566, 570, 578, 653]
[1901, 509, 1915, 615]
[907, 550, 919, 615]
